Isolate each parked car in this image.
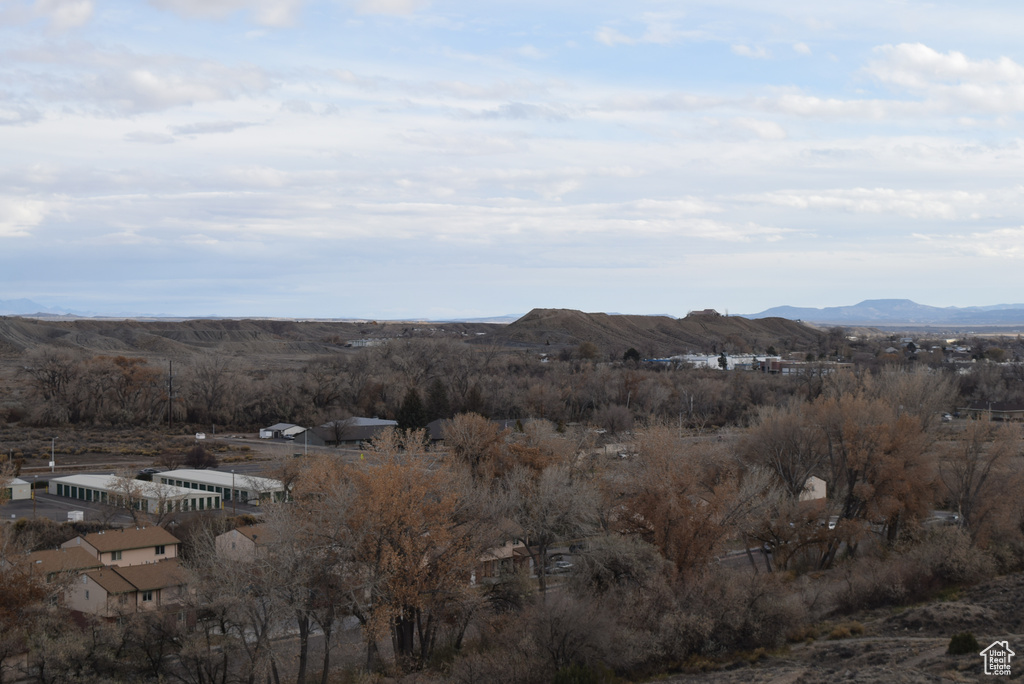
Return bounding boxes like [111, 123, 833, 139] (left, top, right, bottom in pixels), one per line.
[547, 560, 574, 574]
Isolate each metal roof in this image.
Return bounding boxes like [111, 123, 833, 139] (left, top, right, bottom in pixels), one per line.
[158, 468, 285, 492]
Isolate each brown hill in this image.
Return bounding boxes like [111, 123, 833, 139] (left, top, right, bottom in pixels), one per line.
[0, 310, 827, 360]
[490, 308, 826, 356]
[0, 316, 493, 358]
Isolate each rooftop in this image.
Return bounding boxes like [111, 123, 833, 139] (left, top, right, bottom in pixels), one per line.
[115, 558, 186, 591]
[75, 526, 180, 553]
[161, 469, 285, 491]
[12, 547, 103, 578]
[52, 474, 196, 498]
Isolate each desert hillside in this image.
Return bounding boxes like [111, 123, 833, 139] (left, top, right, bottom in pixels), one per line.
[0, 316, 491, 358]
[0, 310, 828, 359]
[489, 308, 827, 356]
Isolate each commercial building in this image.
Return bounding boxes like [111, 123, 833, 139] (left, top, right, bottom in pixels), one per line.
[156, 468, 288, 505]
[48, 474, 222, 513]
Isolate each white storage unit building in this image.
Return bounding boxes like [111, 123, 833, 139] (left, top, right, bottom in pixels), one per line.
[156, 469, 288, 505]
[48, 474, 222, 513]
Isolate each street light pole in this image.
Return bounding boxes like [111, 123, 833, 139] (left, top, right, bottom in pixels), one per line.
[231, 469, 236, 516]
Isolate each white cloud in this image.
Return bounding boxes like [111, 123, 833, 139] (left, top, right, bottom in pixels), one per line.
[964, 227, 1024, 258]
[595, 25, 634, 47]
[745, 188, 987, 220]
[867, 44, 1024, 114]
[170, 120, 258, 135]
[732, 117, 786, 140]
[347, 0, 428, 16]
[0, 103, 42, 126]
[517, 44, 545, 60]
[10, 45, 275, 114]
[595, 13, 692, 47]
[869, 43, 1024, 90]
[0, 198, 48, 237]
[148, 0, 305, 26]
[35, 0, 92, 30]
[793, 42, 811, 55]
[124, 131, 176, 144]
[732, 44, 770, 59]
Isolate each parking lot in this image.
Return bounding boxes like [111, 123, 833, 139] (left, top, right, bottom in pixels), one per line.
[3, 486, 266, 525]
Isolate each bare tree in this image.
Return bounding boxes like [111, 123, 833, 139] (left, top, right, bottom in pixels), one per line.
[500, 464, 600, 594]
[742, 399, 826, 500]
[940, 419, 1021, 544]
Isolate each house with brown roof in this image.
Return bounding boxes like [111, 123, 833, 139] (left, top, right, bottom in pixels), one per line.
[69, 559, 187, 618]
[215, 523, 277, 562]
[7, 547, 105, 605]
[473, 541, 532, 585]
[62, 526, 180, 567]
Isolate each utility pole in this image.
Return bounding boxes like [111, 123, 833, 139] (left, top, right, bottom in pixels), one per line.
[50, 437, 56, 473]
[167, 360, 173, 430]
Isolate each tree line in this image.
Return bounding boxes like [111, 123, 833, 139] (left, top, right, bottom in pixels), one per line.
[10, 334, 1024, 432]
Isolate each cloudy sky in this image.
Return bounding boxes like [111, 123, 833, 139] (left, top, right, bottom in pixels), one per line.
[2, 0, 1024, 319]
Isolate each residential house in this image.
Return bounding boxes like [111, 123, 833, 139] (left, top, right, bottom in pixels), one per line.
[472, 541, 532, 585]
[215, 523, 276, 562]
[7, 547, 104, 603]
[62, 526, 180, 567]
[800, 476, 827, 502]
[70, 558, 188, 618]
[259, 423, 305, 439]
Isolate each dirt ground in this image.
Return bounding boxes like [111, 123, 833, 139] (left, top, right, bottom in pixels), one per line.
[662, 573, 1024, 683]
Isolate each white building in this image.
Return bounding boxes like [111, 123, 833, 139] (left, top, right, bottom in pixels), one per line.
[5, 477, 31, 501]
[259, 423, 305, 439]
[156, 469, 288, 505]
[48, 474, 221, 513]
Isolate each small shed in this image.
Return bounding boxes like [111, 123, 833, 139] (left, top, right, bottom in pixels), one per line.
[5, 478, 31, 501]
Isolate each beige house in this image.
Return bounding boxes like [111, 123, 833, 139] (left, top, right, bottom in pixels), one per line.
[799, 476, 827, 502]
[7, 547, 104, 604]
[69, 559, 187, 618]
[62, 526, 180, 567]
[215, 524, 276, 562]
[473, 541, 531, 585]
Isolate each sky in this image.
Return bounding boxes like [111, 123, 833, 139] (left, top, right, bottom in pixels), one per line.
[3, 1, 1024, 319]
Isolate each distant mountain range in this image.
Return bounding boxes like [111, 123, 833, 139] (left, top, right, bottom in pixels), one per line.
[6, 297, 1024, 328]
[0, 298, 78, 316]
[744, 299, 1024, 326]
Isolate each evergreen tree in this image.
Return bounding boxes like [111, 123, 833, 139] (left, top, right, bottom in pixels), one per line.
[397, 387, 428, 429]
[425, 378, 451, 422]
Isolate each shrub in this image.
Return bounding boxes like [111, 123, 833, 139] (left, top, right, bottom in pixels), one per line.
[828, 626, 851, 640]
[552, 663, 616, 684]
[948, 632, 980, 655]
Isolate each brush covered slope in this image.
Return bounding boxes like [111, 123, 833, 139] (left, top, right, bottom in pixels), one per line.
[489, 308, 827, 356]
